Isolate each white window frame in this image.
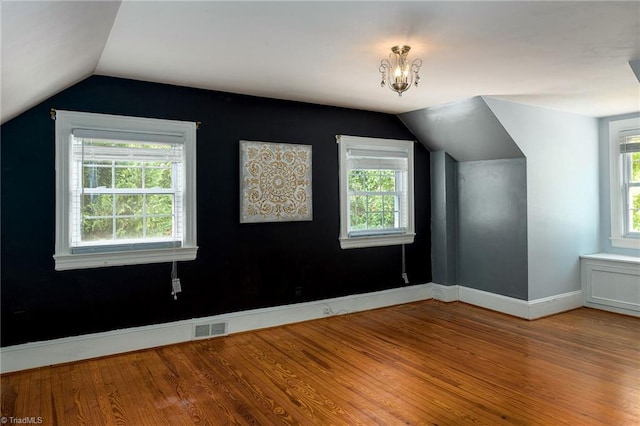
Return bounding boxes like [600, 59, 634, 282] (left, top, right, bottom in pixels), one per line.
[609, 117, 640, 249]
[337, 135, 415, 249]
[54, 110, 198, 270]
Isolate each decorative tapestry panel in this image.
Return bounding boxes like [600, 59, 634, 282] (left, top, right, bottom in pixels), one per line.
[240, 140, 312, 223]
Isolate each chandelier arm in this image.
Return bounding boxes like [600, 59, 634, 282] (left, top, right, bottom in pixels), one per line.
[379, 45, 422, 96]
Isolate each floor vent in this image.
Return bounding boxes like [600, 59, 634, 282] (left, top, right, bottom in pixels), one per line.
[193, 322, 228, 339]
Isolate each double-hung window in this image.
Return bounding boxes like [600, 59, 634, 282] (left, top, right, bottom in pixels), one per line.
[337, 135, 415, 249]
[619, 129, 640, 236]
[609, 117, 640, 249]
[54, 110, 198, 270]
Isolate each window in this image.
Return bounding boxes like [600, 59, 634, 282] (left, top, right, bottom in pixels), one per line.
[337, 135, 415, 249]
[54, 110, 198, 270]
[620, 130, 640, 235]
[609, 117, 640, 249]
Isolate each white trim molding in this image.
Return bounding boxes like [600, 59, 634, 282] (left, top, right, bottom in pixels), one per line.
[54, 110, 198, 270]
[0, 283, 586, 373]
[456, 286, 584, 320]
[336, 135, 415, 249]
[0, 284, 433, 373]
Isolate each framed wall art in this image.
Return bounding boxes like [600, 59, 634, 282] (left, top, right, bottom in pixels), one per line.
[239, 140, 312, 223]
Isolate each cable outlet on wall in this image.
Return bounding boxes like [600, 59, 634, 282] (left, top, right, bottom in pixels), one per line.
[322, 307, 331, 315]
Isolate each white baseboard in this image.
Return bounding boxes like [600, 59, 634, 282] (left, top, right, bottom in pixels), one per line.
[0, 282, 584, 373]
[0, 283, 434, 373]
[528, 290, 584, 319]
[457, 286, 584, 320]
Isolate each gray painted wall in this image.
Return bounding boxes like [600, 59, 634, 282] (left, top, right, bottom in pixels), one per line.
[457, 158, 528, 299]
[483, 97, 600, 300]
[598, 112, 640, 257]
[399, 96, 524, 162]
[431, 151, 458, 285]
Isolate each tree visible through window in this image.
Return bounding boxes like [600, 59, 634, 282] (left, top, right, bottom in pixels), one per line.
[348, 169, 400, 231]
[76, 140, 180, 245]
[337, 135, 415, 249]
[623, 139, 640, 234]
[54, 110, 197, 270]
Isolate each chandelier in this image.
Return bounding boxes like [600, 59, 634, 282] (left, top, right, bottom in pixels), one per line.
[379, 45, 422, 96]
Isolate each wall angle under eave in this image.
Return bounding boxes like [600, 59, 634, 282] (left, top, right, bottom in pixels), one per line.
[397, 96, 524, 162]
[629, 60, 640, 83]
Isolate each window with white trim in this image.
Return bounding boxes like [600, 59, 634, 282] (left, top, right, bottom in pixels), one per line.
[54, 110, 198, 270]
[609, 117, 640, 249]
[337, 135, 415, 249]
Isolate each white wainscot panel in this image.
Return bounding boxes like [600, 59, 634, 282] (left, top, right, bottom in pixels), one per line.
[581, 254, 640, 317]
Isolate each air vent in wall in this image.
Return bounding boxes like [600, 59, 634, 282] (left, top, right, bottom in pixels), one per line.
[193, 322, 228, 339]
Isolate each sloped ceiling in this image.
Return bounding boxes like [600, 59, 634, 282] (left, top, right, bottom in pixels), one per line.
[1, 1, 121, 124]
[2, 1, 639, 125]
[399, 96, 523, 162]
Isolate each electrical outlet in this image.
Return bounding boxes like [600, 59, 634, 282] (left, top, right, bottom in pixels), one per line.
[322, 307, 331, 315]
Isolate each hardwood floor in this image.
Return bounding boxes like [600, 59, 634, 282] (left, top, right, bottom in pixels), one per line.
[2, 300, 639, 425]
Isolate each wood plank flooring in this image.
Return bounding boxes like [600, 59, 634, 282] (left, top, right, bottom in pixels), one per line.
[2, 300, 639, 425]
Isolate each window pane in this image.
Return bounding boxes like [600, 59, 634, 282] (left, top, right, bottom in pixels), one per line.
[116, 217, 143, 239]
[146, 194, 173, 215]
[631, 152, 640, 183]
[382, 212, 395, 228]
[368, 212, 383, 228]
[348, 170, 365, 191]
[145, 166, 172, 189]
[382, 195, 396, 212]
[116, 195, 144, 216]
[147, 216, 174, 238]
[83, 163, 112, 188]
[350, 195, 366, 229]
[368, 195, 383, 212]
[115, 164, 143, 188]
[380, 170, 395, 191]
[82, 194, 113, 217]
[630, 187, 640, 233]
[364, 171, 381, 191]
[82, 218, 113, 241]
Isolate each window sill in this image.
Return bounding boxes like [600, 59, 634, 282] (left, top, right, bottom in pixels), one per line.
[339, 233, 415, 249]
[610, 237, 640, 250]
[54, 246, 198, 271]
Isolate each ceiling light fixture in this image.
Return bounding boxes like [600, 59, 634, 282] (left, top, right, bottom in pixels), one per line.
[379, 45, 422, 97]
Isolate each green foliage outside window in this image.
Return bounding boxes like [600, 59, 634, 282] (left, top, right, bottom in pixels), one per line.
[631, 152, 640, 232]
[348, 169, 399, 230]
[81, 158, 174, 242]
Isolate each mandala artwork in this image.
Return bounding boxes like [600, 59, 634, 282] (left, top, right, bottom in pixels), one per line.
[240, 141, 312, 223]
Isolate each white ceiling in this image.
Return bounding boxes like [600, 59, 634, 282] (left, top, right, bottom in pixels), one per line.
[2, 1, 639, 125]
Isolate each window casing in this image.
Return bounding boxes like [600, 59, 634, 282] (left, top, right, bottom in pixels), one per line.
[609, 117, 640, 249]
[54, 111, 198, 270]
[337, 135, 415, 249]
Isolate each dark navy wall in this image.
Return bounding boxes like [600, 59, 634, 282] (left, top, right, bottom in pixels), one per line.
[1, 76, 431, 346]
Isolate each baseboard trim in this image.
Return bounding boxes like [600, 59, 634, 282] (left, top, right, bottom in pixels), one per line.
[0, 283, 434, 373]
[457, 286, 584, 320]
[0, 283, 584, 373]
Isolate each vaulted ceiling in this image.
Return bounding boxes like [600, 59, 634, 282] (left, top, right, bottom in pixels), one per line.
[2, 1, 639, 125]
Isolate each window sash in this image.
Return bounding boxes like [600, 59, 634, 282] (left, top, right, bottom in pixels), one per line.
[70, 132, 186, 251]
[347, 168, 407, 236]
[622, 129, 640, 237]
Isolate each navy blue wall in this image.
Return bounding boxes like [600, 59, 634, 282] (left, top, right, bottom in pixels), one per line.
[1, 76, 431, 346]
